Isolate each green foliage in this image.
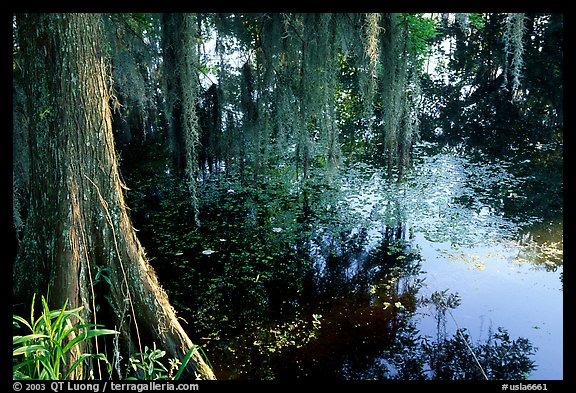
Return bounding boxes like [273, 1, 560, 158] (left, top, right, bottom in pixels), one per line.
[420, 13, 561, 157]
[12, 294, 117, 380]
[127, 343, 208, 380]
[13, 294, 211, 381]
[128, 344, 169, 380]
[468, 13, 486, 30]
[252, 314, 322, 354]
[401, 13, 439, 65]
[129, 13, 154, 31]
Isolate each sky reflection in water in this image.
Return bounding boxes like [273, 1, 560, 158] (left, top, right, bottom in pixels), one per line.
[340, 146, 563, 379]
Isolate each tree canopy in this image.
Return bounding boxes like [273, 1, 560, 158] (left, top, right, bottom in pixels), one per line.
[15, 13, 562, 219]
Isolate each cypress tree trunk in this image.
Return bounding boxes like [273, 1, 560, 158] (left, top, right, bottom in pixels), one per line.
[13, 13, 215, 380]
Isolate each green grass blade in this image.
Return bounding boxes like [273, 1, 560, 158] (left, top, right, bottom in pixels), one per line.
[86, 328, 119, 338]
[61, 327, 117, 354]
[196, 346, 214, 372]
[60, 319, 83, 343]
[38, 357, 58, 380]
[51, 345, 65, 378]
[64, 353, 92, 379]
[51, 302, 69, 343]
[48, 305, 83, 320]
[29, 293, 36, 329]
[13, 357, 39, 378]
[174, 345, 212, 380]
[13, 315, 33, 333]
[61, 329, 88, 354]
[13, 333, 50, 346]
[13, 344, 49, 357]
[40, 295, 53, 338]
[174, 346, 197, 380]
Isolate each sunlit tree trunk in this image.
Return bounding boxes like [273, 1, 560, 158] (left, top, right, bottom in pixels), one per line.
[13, 13, 215, 380]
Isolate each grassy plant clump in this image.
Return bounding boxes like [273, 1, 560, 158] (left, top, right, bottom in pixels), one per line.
[13, 294, 210, 380]
[127, 343, 211, 380]
[13, 294, 117, 380]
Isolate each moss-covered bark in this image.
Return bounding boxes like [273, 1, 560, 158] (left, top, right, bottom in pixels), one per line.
[14, 13, 215, 380]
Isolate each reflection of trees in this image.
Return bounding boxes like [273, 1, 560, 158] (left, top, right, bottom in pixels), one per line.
[420, 326, 537, 380]
[512, 231, 563, 273]
[229, 223, 539, 380]
[270, 226, 423, 379]
[397, 290, 538, 380]
[273, 224, 537, 380]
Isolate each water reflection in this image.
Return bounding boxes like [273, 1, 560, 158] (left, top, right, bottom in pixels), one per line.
[204, 226, 423, 379]
[415, 232, 562, 380]
[202, 224, 546, 380]
[133, 142, 561, 380]
[512, 221, 563, 272]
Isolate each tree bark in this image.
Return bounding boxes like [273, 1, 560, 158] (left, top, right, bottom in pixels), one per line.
[14, 13, 215, 380]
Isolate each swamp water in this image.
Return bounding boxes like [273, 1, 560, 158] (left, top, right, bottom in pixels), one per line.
[141, 142, 563, 380]
[339, 146, 563, 380]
